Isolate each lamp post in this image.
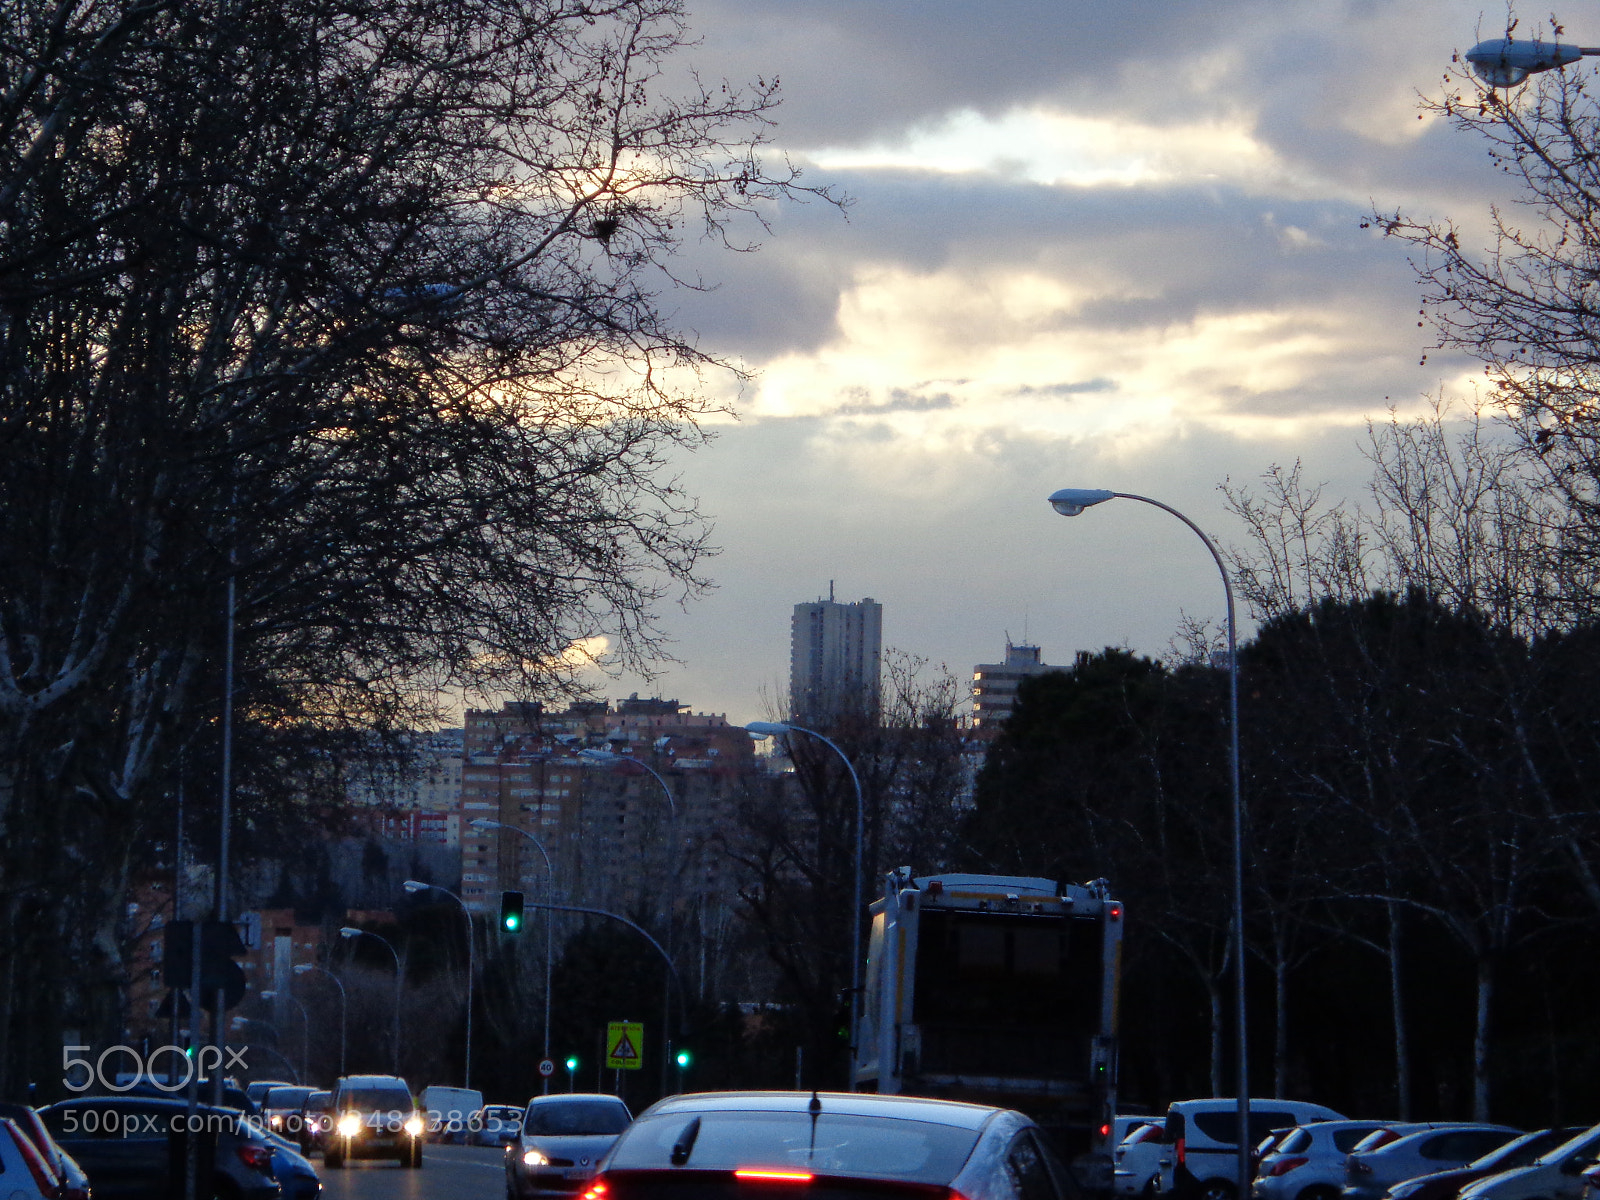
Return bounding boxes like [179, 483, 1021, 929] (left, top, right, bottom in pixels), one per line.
[404, 880, 474, 1088]
[339, 927, 401, 1074]
[743, 720, 864, 1092]
[470, 818, 555, 1091]
[261, 991, 310, 1083]
[1464, 36, 1599, 87]
[294, 963, 347, 1078]
[1047, 487, 1248, 1191]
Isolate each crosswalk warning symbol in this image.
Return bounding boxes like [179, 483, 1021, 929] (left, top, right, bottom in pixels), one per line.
[606, 1021, 644, 1070]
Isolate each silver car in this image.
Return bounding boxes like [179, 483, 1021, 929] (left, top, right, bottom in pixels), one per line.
[506, 1094, 632, 1200]
[1343, 1126, 1522, 1200]
[1253, 1122, 1390, 1200]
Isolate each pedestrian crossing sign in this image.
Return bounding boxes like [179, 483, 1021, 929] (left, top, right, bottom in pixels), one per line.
[606, 1021, 644, 1070]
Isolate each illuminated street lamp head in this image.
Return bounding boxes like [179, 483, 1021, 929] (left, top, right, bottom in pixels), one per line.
[1048, 488, 1117, 517]
[293, 964, 312, 975]
[576, 748, 624, 766]
[402, 880, 428, 894]
[338, 926, 361, 938]
[743, 721, 792, 739]
[469, 818, 496, 830]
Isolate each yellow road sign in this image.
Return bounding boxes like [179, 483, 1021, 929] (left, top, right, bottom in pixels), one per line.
[606, 1021, 644, 1070]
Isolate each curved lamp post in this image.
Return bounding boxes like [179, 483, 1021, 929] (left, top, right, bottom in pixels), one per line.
[339, 926, 401, 1073]
[470, 817, 556, 1091]
[1047, 487, 1247, 1188]
[743, 720, 864, 1092]
[404, 880, 475, 1089]
[1465, 36, 1599, 87]
[261, 991, 310, 1083]
[294, 963, 347, 1077]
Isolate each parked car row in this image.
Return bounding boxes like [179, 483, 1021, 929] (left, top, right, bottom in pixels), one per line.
[1112, 1098, 1600, 1200]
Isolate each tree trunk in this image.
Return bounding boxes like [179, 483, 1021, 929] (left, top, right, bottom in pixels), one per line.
[1274, 944, 1289, 1098]
[1209, 977, 1224, 1097]
[1388, 901, 1411, 1119]
[1473, 953, 1493, 1121]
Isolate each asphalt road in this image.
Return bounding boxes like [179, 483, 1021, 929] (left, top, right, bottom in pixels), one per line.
[318, 1143, 509, 1200]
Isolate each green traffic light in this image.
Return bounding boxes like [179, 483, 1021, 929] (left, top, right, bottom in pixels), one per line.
[565, 1057, 579, 1071]
[503, 913, 520, 931]
[675, 1050, 691, 1068]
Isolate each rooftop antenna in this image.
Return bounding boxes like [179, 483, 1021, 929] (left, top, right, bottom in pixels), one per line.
[829, 579, 835, 603]
[1023, 607, 1030, 644]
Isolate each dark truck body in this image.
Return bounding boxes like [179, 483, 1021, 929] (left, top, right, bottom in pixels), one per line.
[854, 871, 1123, 1193]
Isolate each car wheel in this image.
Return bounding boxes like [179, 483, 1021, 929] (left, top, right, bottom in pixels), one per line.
[1200, 1181, 1236, 1200]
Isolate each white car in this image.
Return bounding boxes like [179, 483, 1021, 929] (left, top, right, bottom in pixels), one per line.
[1456, 1125, 1600, 1200]
[1156, 1098, 1347, 1200]
[1342, 1125, 1522, 1200]
[1116, 1120, 1167, 1196]
[1252, 1121, 1393, 1200]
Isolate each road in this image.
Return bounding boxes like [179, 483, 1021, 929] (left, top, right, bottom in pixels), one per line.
[319, 1143, 509, 1200]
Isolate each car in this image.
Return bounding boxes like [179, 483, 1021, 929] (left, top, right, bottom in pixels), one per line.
[39, 1096, 280, 1200]
[420, 1086, 484, 1144]
[296, 1092, 332, 1156]
[1343, 1126, 1523, 1200]
[1156, 1098, 1347, 1200]
[1383, 1128, 1590, 1200]
[1453, 1125, 1600, 1200]
[507, 1094, 632, 1200]
[324, 1074, 423, 1169]
[261, 1088, 318, 1141]
[0, 1101, 93, 1200]
[1253, 1120, 1394, 1200]
[256, 1128, 322, 1200]
[583, 1090, 1083, 1200]
[474, 1106, 524, 1148]
[0, 1117, 62, 1200]
[1116, 1119, 1167, 1196]
[247, 1082, 297, 1108]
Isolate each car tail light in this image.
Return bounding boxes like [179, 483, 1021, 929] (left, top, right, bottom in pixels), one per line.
[736, 1170, 815, 1183]
[581, 1178, 610, 1200]
[1176, 1138, 1186, 1166]
[236, 1145, 274, 1172]
[1268, 1158, 1308, 1177]
[3, 1122, 61, 1198]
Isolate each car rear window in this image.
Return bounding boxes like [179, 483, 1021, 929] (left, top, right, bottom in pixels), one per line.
[1125, 1126, 1162, 1147]
[1353, 1130, 1399, 1153]
[1421, 1131, 1517, 1162]
[525, 1101, 631, 1136]
[608, 1111, 982, 1184]
[1334, 1129, 1382, 1153]
[266, 1088, 316, 1109]
[1278, 1130, 1312, 1154]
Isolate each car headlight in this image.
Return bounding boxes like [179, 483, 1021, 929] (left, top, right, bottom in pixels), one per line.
[337, 1113, 363, 1137]
[405, 1116, 425, 1137]
[523, 1149, 550, 1167]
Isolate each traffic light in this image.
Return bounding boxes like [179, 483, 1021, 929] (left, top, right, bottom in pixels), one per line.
[500, 891, 525, 933]
[674, 1049, 691, 1070]
[565, 1056, 578, 1071]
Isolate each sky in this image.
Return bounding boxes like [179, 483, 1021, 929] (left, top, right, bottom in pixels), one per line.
[576, 0, 1535, 725]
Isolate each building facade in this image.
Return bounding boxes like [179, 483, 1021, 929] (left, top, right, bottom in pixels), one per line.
[789, 592, 883, 724]
[971, 640, 1059, 730]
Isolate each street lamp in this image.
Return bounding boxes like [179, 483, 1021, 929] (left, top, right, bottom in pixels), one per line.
[1047, 486, 1248, 1190]
[1464, 36, 1599, 87]
[743, 720, 864, 1092]
[405, 880, 475, 1088]
[294, 963, 347, 1077]
[470, 818, 556, 1091]
[261, 991, 310, 1084]
[339, 926, 401, 1073]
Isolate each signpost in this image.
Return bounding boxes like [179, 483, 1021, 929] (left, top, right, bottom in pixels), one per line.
[605, 1022, 643, 1070]
[538, 1058, 555, 1078]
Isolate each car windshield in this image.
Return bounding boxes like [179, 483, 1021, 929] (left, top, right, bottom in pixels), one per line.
[607, 1110, 982, 1184]
[343, 1088, 412, 1112]
[525, 1100, 631, 1136]
[266, 1087, 316, 1109]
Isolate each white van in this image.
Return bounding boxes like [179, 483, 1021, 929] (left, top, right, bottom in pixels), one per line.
[420, 1085, 485, 1143]
[1155, 1098, 1345, 1200]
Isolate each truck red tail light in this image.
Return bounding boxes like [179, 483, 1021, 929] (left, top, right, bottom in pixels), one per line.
[1176, 1138, 1186, 1165]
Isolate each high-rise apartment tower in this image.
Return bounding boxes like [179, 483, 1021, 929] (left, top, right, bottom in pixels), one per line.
[790, 588, 882, 724]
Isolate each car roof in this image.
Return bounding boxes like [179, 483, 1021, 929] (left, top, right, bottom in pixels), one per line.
[528, 1093, 629, 1106]
[637, 1091, 1006, 1132]
[1373, 1126, 1521, 1151]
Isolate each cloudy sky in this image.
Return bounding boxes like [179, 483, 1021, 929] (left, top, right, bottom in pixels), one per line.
[586, 0, 1532, 724]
